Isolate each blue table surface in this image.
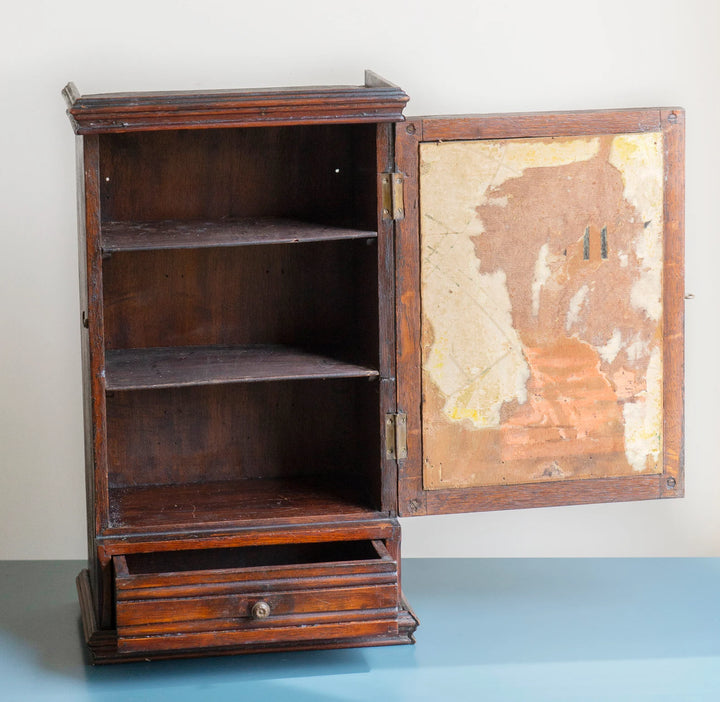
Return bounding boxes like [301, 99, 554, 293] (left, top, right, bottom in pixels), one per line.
[2, 558, 720, 701]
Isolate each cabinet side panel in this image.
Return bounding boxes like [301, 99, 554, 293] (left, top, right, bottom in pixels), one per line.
[77, 135, 110, 622]
[76, 136, 98, 613]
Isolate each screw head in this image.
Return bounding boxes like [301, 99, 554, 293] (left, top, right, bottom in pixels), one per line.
[666, 477, 677, 489]
[668, 112, 678, 123]
[406, 123, 416, 135]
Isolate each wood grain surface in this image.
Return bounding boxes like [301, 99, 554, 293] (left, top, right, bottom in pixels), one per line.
[105, 345, 379, 390]
[109, 477, 383, 532]
[66, 80, 409, 134]
[102, 218, 376, 252]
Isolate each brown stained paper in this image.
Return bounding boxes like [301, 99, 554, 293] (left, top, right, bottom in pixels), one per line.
[420, 133, 664, 488]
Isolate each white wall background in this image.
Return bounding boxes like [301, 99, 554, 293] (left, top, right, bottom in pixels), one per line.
[0, 0, 717, 559]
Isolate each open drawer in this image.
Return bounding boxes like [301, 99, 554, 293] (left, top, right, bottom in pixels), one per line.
[113, 540, 400, 654]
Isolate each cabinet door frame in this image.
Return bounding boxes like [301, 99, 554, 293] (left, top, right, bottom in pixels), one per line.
[395, 108, 684, 518]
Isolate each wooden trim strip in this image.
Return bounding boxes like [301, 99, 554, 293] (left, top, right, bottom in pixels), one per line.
[377, 122, 400, 515]
[393, 118, 427, 517]
[118, 606, 400, 636]
[118, 619, 400, 653]
[116, 571, 398, 598]
[71, 85, 407, 110]
[423, 475, 662, 515]
[420, 108, 665, 142]
[98, 518, 399, 555]
[660, 108, 686, 497]
[67, 85, 409, 134]
[99, 512, 394, 540]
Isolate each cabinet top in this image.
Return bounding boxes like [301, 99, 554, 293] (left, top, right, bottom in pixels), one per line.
[62, 71, 409, 135]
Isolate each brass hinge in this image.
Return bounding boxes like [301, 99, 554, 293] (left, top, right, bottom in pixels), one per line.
[385, 411, 408, 460]
[381, 172, 405, 221]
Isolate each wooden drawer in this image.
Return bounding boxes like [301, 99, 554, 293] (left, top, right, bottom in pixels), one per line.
[114, 540, 399, 654]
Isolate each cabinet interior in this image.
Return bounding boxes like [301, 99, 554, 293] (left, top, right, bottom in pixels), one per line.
[99, 124, 378, 226]
[98, 123, 384, 530]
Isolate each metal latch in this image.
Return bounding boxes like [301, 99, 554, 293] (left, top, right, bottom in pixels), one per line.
[385, 411, 408, 460]
[381, 172, 405, 221]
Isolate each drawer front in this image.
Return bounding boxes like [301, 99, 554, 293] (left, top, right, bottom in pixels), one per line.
[113, 540, 399, 653]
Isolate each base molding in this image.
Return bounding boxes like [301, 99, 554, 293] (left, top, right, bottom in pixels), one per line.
[77, 569, 418, 664]
[77, 569, 119, 662]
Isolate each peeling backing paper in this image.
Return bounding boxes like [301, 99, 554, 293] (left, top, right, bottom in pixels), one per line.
[420, 133, 664, 489]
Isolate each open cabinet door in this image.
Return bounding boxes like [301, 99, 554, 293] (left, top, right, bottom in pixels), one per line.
[395, 108, 684, 517]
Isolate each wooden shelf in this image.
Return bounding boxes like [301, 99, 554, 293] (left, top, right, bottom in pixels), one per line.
[104, 345, 379, 391]
[101, 218, 377, 253]
[108, 477, 381, 532]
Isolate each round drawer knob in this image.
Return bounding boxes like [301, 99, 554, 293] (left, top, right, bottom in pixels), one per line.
[251, 600, 271, 620]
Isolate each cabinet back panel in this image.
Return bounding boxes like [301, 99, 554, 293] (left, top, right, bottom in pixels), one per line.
[102, 240, 378, 364]
[106, 379, 379, 490]
[99, 125, 377, 229]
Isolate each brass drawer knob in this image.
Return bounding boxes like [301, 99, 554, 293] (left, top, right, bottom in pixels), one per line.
[250, 600, 271, 620]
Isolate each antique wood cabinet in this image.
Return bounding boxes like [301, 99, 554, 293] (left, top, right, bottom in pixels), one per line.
[63, 72, 684, 663]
